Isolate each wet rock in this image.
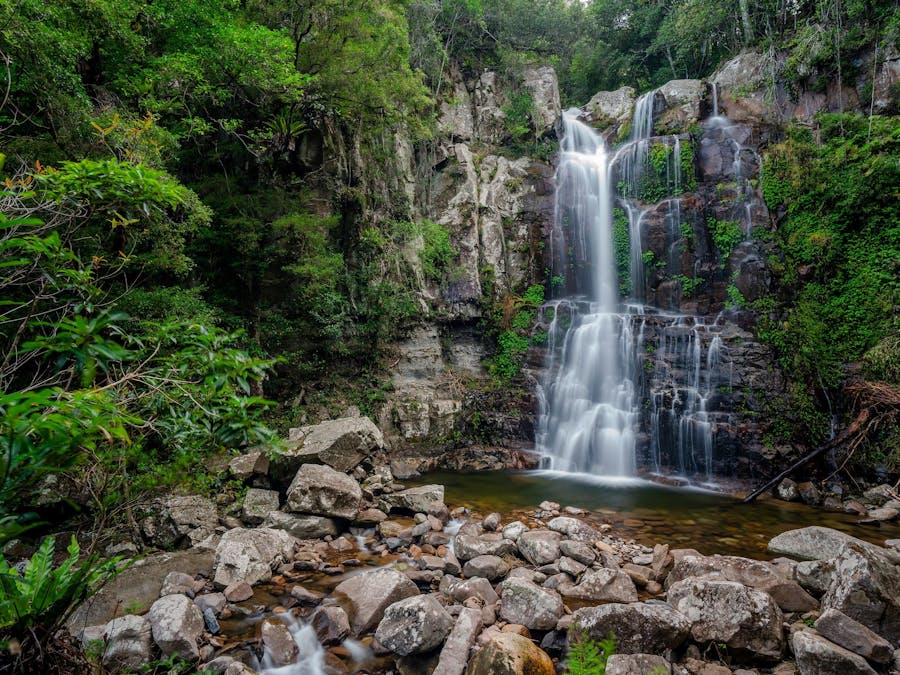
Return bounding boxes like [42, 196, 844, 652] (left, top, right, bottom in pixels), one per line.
[276, 416, 383, 477]
[776, 478, 800, 502]
[791, 630, 876, 675]
[560, 540, 596, 565]
[228, 452, 269, 481]
[455, 533, 517, 561]
[203, 607, 220, 634]
[290, 585, 324, 605]
[482, 513, 502, 531]
[796, 482, 821, 506]
[499, 577, 564, 630]
[465, 631, 554, 675]
[668, 578, 784, 659]
[795, 559, 835, 596]
[241, 488, 279, 525]
[572, 602, 690, 654]
[558, 568, 639, 603]
[285, 463, 362, 519]
[560, 556, 588, 578]
[864, 507, 899, 522]
[312, 605, 350, 645]
[546, 516, 599, 543]
[390, 458, 422, 480]
[375, 594, 454, 656]
[160, 571, 195, 597]
[355, 508, 388, 525]
[821, 544, 900, 644]
[383, 485, 446, 514]
[260, 511, 338, 539]
[463, 554, 509, 581]
[213, 528, 297, 588]
[224, 581, 253, 602]
[194, 592, 226, 615]
[439, 575, 499, 605]
[767, 526, 894, 562]
[862, 484, 894, 507]
[102, 614, 152, 672]
[605, 654, 672, 675]
[814, 607, 893, 664]
[517, 530, 562, 566]
[333, 568, 419, 635]
[261, 617, 299, 667]
[148, 593, 205, 660]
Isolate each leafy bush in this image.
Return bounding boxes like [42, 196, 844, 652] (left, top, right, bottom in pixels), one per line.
[489, 284, 545, 379]
[566, 628, 615, 674]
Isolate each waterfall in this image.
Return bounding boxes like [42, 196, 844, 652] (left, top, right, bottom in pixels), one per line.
[538, 90, 734, 482]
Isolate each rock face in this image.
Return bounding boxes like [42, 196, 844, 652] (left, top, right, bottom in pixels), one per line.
[668, 578, 784, 659]
[375, 594, 454, 656]
[522, 65, 561, 134]
[792, 630, 877, 675]
[572, 603, 690, 654]
[499, 577, 564, 630]
[147, 594, 205, 660]
[102, 615, 152, 672]
[333, 568, 419, 635]
[277, 416, 383, 477]
[285, 463, 362, 519]
[466, 632, 555, 675]
[213, 528, 297, 587]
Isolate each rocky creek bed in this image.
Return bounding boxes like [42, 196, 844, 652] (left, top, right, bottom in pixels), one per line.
[54, 416, 900, 674]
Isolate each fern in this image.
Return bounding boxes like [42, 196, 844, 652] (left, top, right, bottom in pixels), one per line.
[566, 625, 616, 674]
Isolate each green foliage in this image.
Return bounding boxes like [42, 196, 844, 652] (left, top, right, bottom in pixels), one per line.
[419, 220, 458, 283]
[862, 334, 900, 385]
[674, 273, 703, 298]
[726, 283, 746, 308]
[635, 140, 696, 203]
[489, 284, 545, 379]
[613, 208, 631, 295]
[566, 628, 615, 675]
[708, 218, 743, 268]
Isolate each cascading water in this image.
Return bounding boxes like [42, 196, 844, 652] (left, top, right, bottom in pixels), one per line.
[537, 90, 735, 483]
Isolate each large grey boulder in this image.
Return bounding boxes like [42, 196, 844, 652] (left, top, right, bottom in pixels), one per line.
[102, 614, 152, 672]
[465, 632, 554, 675]
[585, 87, 636, 125]
[375, 594, 454, 656]
[141, 495, 218, 549]
[605, 654, 672, 675]
[792, 630, 877, 675]
[546, 516, 600, 543]
[814, 608, 894, 664]
[558, 568, 638, 603]
[285, 463, 362, 519]
[260, 617, 298, 667]
[147, 594, 205, 660]
[241, 488, 279, 525]
[439, 575, 499, 605]
[433, 607, 483, 675]
[276, 415, 383, 477]
[668, 578, 784, 659]
[822, 544, 900, 644]
[260, 511, 338, 539]
[213, 527, 297, 588]
[572, 602, 690, 654]
[499, 577, 564, 630]
[463, 554, 509, 581]
[382, 484, 445, 513]
[666, 554, 817, 611]
[522, 65, 561, 135]
[333, 568, 419, 635]
[658, 79, 705, 130]
[454, 533, 517, 562]
[517, 530, 562, 566]
[767, 526, 895, 562]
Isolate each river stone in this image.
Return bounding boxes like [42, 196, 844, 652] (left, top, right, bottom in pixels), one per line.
[517, 530, 562, 566]
[666, 554, 817, 611]
[546, 516, 599, 543]
[382, 485, 445, 513]
[102, 614, 152, 672]
[285, 463, 362, 519]
[499, 577, 564, 631]
[767, 526, 893, 562]
[814, 608, 893, 664]
[213, 527, 297, 588]
[795, 559, 835, 596]
[439, 575, 499, 605]
[560, 556, 588, 578]
[585, 86, 636, 125]
[147, 594, 205, 660]
[455, 533, 517, 562]
[605, 654, 672, 675]
[465, 632, 554, 675]
[433, 607, 483, 675]
[276, 416, 383, 477]
[260, 511, 338, 539]
[241, 488, 279, 525]
[333, 568, 419, 635]
[792, 630, 877, 675]
[375, 594, 454, 656]
[776, 478, 800, 502]
[572, 602, 690, 654]
[261, 617, 298, 667]
[502, 521, 527, 541]
[668, 578, 784, 659]
[194, 592, 226, 615]
[312, 605, 350, 645]
[558, 568, 638, 603]
[821, 544, 900, 644]
[160, 571, 195, 597]
[560, 540, 596, 565]
[464, 554, 510, 581]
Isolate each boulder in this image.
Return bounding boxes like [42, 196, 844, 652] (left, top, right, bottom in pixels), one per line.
[194, 592, 226, 615]
[383, 485, 445, 514]
[455, 533, 517, 561]
[260, 511, 338, 539]
[276, 416, 383, 477]
[439, 575, 499, 605]
[776, 478, 800, 502]
[311, 605, 350, 645]
[605, 654, 672, 675]
[522, 65, 561, 135]
[147, 594, 205, 660]
[502, 521, 527, 541]
[159, 571, 195, 597]
[517, 530, 562, 566]
[433, 607, 483, 675]
[546, 517, 599, 543]
[795, 559, 835, 596]
[464, 555, 510, 581]
[792, 630, 877, 675]
[668, 578, 784, 659]
[141, 495, 218, 549]
[465, 632, 554, 675]
[375, 594, 454, 656]
[228, 451, 269, 481]
[212, 527, 297, 588]
[560, 540, 596, 565]
[572, 602, 690, 654]
[241, 488, 279, 525]
[558, 568, 638, 603]
[814, 608, 893, 664]
[767, 526, 893, 562]
[333, 568, 419, 635]
[499, 578, 564, 631]
[285, 463, 362, 519]
[102, 614, 152, 672]
[260, 617, 298, 667]
[666, 554, 817, 611]
[658, 79, 705, 130]
[822, 544, 900, 644]
[585, 86, 636, 126]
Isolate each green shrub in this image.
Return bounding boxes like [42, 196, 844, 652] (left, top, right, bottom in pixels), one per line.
[708, 218, 742, 268]
[566, 628, 615, 674]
